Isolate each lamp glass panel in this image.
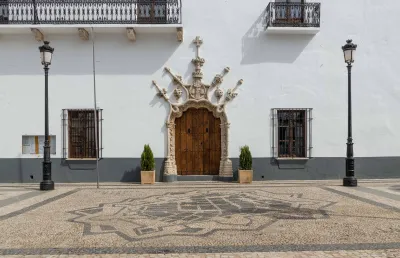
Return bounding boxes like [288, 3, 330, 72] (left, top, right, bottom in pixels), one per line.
[44, 51, 52, 64]
[344, 49, 353, 62]
[350, 49, 355, 62]
[40, 51, 45, 64]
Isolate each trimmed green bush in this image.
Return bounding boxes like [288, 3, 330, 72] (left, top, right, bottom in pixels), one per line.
[239, 145, 252, 170]
[140, 144, 155, 171]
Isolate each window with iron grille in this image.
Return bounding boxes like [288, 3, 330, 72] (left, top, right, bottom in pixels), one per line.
[62, 109, 103, 159]
[271, 108, 313, 158]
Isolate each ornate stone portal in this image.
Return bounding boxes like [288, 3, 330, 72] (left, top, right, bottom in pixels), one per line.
[152, 36, 243, 181]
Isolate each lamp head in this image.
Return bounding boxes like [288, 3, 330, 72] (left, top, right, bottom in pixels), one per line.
[342, 39, 357, 64]
[39, 41, 54, 66]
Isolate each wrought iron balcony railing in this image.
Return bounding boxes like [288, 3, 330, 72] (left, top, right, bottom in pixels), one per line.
[0, 0, 182, 25]
[266, 2, 320, 29]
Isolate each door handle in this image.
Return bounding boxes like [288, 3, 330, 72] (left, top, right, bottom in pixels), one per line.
[206, 128, 208, 133]
[188, 128, 190, 134]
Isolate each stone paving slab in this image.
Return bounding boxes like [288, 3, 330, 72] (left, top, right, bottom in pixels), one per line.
[376, 186, 400, 196]
[0, 190, 32, 201]
[324, 186, 400, 212]
[0, 190, 43, 207]
[0, 188, 77, 218]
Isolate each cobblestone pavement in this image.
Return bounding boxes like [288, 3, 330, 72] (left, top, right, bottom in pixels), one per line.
[1, 249, 400, 257]
[0, 180, 399, 257]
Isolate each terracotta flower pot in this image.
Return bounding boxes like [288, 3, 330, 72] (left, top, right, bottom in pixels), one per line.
[141, 170, 155, 184]
[238, 169, 253, 184]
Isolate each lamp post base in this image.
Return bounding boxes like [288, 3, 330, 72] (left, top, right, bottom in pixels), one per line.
[40, 180, 55, 191]
[343, 177, 357, 187]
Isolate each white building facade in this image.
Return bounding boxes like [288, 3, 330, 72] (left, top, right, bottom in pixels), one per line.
[0, 0, 399, 183]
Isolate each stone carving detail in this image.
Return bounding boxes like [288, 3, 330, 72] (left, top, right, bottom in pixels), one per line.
[211, 67, 230, 88]
[173, 88, 183, 100]
[151, 36, 244, 179]
[220, 123, 230, 160]
[176, 27, 183, 42]
[78, 28, 89, 41]
[189, 81, 207, 100]
[212, 67, 230, 102]
[215, 88, 224, 100]
[153, 80, 169, 101]
[164, 122, 177, 175]
[226, 79, 243, 102]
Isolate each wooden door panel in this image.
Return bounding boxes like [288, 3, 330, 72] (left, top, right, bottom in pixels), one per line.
[203, 110, 210, 175]
[175, 108, 221, 175]
[208, 112, 213, 174]
[189, 109, 195, 175]
[192, 109, 200, 175]
[186, 109, 193, 175]
[212, 112, 221, 173]
[184, 110, 190, 175]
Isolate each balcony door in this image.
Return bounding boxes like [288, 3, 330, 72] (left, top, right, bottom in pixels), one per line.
[0, 0, 8, 24]
[275, 0, 304, 24]
[137, 0, 167, 24]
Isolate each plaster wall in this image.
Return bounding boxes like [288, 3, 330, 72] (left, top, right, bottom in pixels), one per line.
[0, 0, 400, 162]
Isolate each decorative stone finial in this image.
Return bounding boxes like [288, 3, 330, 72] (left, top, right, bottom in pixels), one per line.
[193, 36, 203, 47]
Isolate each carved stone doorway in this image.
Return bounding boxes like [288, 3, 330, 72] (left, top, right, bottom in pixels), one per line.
[163, 100, 232, 181]
[152, 36, 243, 182]
[175, 108, 221, 175]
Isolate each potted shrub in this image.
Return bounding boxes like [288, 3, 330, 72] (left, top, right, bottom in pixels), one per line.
[238, 145, 253, 184]
[140, 144, 155, 184]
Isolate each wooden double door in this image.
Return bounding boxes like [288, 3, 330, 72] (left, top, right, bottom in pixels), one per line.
[175, 108, 221, 175]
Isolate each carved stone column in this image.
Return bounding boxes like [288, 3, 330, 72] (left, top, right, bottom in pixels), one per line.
[163, 121, 177, 182]
[219, 122, 233, 181]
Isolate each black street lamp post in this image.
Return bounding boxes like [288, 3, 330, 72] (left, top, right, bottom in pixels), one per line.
[39, 41, 55, 191]
[342, 39, 358, 187]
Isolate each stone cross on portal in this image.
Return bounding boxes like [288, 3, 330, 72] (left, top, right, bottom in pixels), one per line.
[191, 36, 205, 81]
[193, 36, 203, 58]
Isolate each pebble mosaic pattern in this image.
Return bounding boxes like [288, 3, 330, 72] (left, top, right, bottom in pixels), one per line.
[0, 181, 399, 256]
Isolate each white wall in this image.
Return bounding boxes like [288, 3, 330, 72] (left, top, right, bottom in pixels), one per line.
[1, 0, 400, 159]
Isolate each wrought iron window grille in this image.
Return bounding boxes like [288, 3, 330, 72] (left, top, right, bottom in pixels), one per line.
[0, 0, 182, 25]
[62, 108, 103, 160]
[271, 108, 313, 159]
[265, 2, 321, 29]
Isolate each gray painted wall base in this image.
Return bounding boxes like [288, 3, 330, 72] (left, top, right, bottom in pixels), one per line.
[219, 176, 234, 182]
[163, 174, 177, 182]
[0, 157, 400, 183]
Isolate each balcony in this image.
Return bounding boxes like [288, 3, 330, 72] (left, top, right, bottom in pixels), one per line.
[265, 2, 320, 35]
[0, 0, 183, 41]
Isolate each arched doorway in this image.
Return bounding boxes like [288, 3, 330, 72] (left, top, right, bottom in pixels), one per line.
[175, 108, 221, 175]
